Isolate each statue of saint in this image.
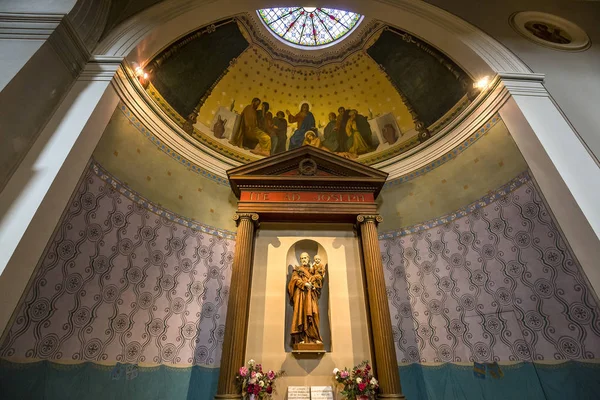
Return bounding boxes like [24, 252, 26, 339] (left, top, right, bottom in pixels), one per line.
[287, 252, 326, 348]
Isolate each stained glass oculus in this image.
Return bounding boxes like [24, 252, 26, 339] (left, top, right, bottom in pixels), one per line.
[257, 7, 363, 48]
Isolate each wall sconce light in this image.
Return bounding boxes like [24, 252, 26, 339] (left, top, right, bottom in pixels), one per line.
[133, 64, 150, 88]
[134, 66, 144, 77]
[474, 76, 490, 90]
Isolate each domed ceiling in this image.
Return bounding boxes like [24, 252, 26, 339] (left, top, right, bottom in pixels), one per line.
[141, 9, 474, 165]
[257, 7, 363, 48]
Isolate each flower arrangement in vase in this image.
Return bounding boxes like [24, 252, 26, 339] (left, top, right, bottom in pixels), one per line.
[236, 359, 284, 399]
[333, 360, 379, 399]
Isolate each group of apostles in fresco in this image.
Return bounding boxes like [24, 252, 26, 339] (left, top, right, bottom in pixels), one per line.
[229, 98, 374, 158]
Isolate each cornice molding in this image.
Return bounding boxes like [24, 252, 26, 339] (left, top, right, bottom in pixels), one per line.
[48, 16, 91, 78]
[114, 64, 556, 183]
[499, 72, 548, 97]
[375, 73, 511, 178]
[499, 72, 599, 167]
[0, 11, 117, 80]
[114, 66, 548, 184]
[79, 56, 124, 81]
[0, 12, 64, 40]
[111, 64, 241, 175]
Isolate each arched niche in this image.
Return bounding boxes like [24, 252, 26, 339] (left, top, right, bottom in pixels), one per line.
[284, 239, 331, 353]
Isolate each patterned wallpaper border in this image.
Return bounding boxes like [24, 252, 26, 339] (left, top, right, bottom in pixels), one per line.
[2, 355, 598, 369]
[91, 159, 236, 239]
[118, 104, 232, 187]
[383, 113, 502, 189]
[379, 170, 530, 238]
[396, 359, 600, 367]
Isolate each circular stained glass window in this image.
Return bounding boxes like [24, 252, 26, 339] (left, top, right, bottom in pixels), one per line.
[257, 7, 363, 49]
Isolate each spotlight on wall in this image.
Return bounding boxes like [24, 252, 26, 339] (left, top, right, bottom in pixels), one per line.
[474, 76, 490, 90]
[134, 66, 144, 77]
[133, 64, 150, 88]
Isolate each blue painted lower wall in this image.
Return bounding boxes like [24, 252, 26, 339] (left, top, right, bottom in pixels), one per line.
[0, 359, 220, 400]
[1, 360, 599, 399]
[399, 362, 600, 400]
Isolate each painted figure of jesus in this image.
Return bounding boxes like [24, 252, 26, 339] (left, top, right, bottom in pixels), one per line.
[287, 252, 325, 348]
[286, 103, 315, 150]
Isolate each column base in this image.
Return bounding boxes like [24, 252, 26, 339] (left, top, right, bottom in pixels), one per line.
[378, 394, 407, 399]
[214, 394, 241, 400]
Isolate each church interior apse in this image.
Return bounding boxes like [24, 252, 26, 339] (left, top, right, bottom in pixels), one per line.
[1, 3, 599, 400]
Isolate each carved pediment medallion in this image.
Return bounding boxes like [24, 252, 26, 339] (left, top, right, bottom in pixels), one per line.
[227, 146, 388, 222]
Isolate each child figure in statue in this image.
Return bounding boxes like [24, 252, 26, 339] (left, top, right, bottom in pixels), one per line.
[309, 254, 326, 297]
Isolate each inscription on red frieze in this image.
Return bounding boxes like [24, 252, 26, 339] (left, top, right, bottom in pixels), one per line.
[240, 191, 374, 203]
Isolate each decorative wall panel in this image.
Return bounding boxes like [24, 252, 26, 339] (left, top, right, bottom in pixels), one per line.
[1, 163, 235, 367]
[381, 173, 600, 364]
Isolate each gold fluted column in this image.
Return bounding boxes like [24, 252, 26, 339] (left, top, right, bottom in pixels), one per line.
[357, 215, 406, 399]
[215, 212, 259, 400]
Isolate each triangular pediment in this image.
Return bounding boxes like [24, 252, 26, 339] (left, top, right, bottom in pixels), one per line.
[227, 146, 388, 198]
[228, 145, 387, 178]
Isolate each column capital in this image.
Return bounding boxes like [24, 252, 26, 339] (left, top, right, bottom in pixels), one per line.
[357, 214, 383, 225]
[233, 212, 259, 227]
[498, 72, 548, 98]
[78, 55, 123, 82]
[49, 16, 91, 78]
[0, 12, 64, 40]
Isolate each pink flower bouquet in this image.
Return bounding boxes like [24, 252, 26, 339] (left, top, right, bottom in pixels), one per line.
[333, 361, 379, 398]
[236, 359, 284, 399]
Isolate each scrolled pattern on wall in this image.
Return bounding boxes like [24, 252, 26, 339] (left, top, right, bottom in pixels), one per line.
[381, 176, 600, 364]
[1, 167, 235, 367]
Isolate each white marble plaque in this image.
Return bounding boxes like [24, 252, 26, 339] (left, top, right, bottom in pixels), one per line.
[311, 386, 334, 400]
[288, 386, 310, 400]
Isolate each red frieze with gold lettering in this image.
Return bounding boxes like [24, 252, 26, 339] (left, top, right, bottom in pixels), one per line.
[240, 191, 374, 203]
[227, 147, 388, 221]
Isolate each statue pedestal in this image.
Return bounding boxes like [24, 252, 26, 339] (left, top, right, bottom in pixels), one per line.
[292, 342, 324, 351]
[291, 342, 325, 358]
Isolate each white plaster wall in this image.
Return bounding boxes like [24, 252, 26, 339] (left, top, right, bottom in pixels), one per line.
[0, 1, 77, 14]
[0, 41, 77, 189]
[0, 41, 45, 93]
[246, 223, 371, 399]
[0, 82, 120, 334]
[426, 0, 600, 161]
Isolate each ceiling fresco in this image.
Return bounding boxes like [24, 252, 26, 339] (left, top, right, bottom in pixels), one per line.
[142, 13, 474, 165]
